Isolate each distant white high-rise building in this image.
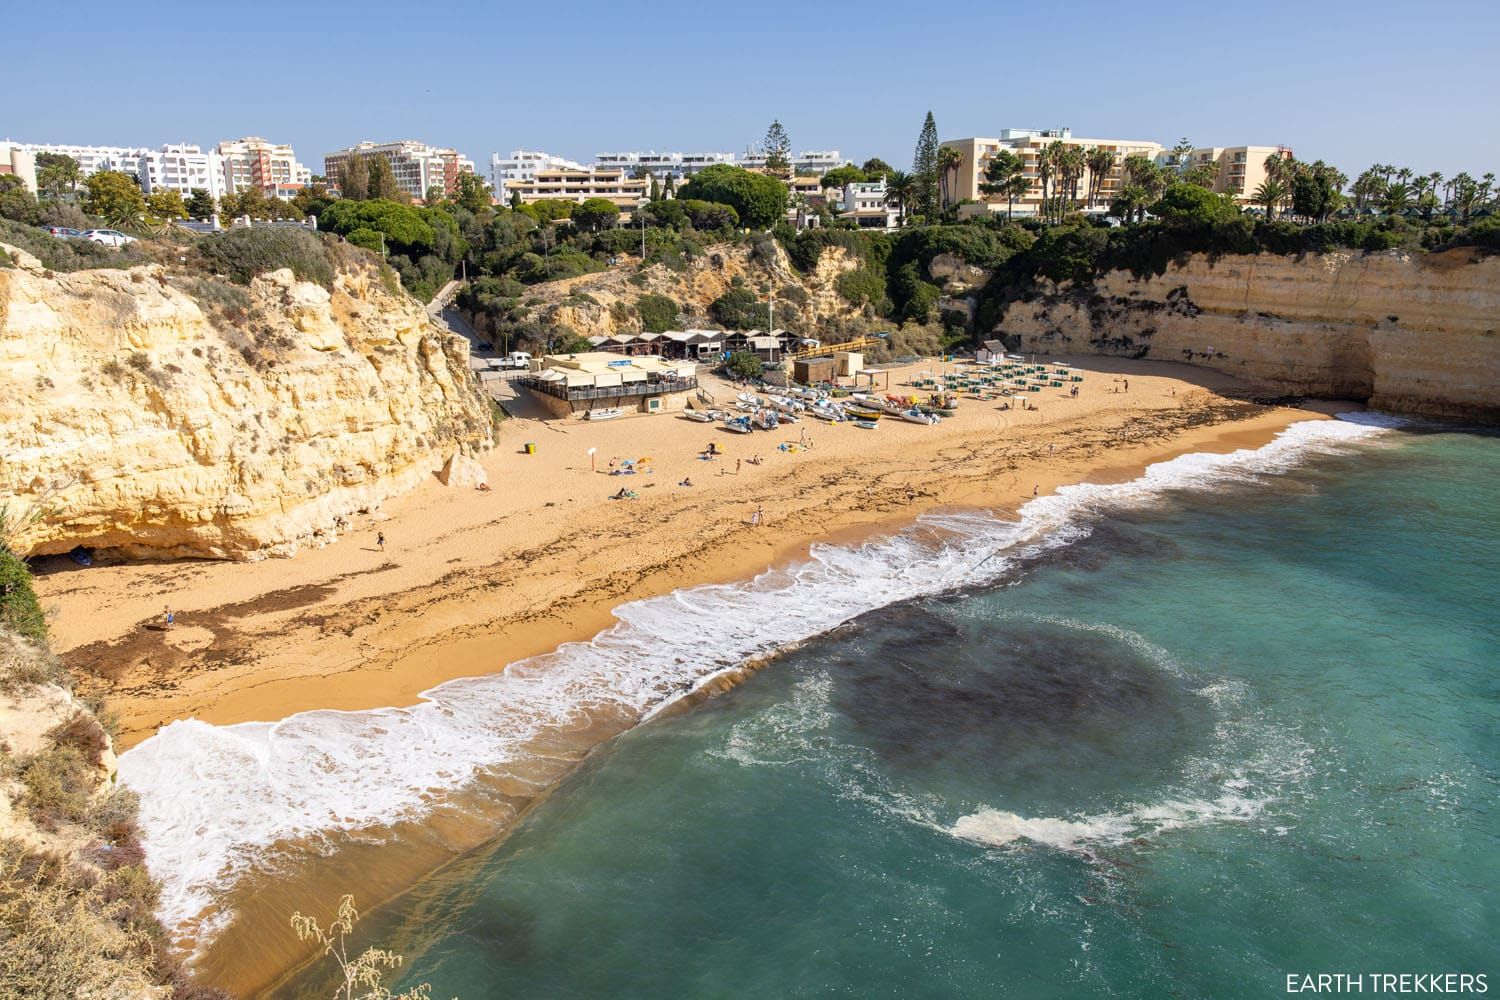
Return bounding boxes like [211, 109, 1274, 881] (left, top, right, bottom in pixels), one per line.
[736, 149, 842, 176]
[490, 149, 586, 200]
[592, 150, 736, 179]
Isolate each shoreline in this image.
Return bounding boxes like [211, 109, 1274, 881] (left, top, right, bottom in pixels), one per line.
[30, 358, 1353, 994]
[37, 361, 1336, 750]
[212, 398, 1348, 999]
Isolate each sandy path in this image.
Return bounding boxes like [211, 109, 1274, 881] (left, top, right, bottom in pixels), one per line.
[30, 356, 1328, 748]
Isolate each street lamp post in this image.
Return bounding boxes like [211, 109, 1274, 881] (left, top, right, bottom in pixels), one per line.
[638, 197, 649, 260]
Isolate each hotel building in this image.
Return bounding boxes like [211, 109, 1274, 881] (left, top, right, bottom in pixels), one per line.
[215, 137, 312, 197]
[324, 140, 476, 202]
[943, 129, 1163, 218]
[1158, 145, 1295, 204]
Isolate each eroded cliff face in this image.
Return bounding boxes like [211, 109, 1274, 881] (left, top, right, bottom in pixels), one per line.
[998, 248, 1500, 421]
[0, 246, 494, 559]
[468, 240, 865, 340]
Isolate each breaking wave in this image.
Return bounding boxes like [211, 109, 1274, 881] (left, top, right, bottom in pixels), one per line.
[118, 414, 1397, 944]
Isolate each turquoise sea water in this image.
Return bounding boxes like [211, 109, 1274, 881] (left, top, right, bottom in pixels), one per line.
[278, 422, 1498, 998]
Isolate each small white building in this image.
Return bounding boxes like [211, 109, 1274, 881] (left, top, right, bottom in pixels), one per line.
[840, 180, 899, 230]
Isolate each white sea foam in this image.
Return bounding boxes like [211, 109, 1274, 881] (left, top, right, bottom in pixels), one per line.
[118, 414, 1397, 944]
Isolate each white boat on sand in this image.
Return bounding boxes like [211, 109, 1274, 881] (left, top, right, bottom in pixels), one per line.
[585, 408, 624, 421]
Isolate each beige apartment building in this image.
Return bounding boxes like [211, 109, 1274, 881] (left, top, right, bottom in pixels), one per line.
[943, 129, 1163, 218]
[506, 167, 650, 211]
[1160, 146, 1294, 204]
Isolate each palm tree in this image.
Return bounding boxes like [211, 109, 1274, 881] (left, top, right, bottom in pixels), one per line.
[1254, 179, 1288, 221]
[1381, 183, 1411, 217]
[1036, 142, 1058, 222]
[1059, 145, 1088, 215]
[936, 146, 963, 212]
[884, 170, 916, 227]
[1084, 146, 1117, 210]
[1350, 169, 1386, 214]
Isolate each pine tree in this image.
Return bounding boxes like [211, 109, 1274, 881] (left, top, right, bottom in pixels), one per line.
[763, 120, 792, 178]
[663, 174, 676, 198]
[649, 175, 661, 202]
[913, 111, 940, 222]
[339, 154, 370, 200]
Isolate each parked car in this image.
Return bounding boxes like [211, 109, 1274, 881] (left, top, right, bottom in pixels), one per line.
[45, 226, 84, 238]
[81, 229, 136, 247]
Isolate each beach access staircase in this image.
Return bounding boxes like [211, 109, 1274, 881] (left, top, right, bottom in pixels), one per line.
[515, 373, 699, 404]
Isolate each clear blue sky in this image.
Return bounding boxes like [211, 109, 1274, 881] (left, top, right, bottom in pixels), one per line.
[4, 0, 1496, 180]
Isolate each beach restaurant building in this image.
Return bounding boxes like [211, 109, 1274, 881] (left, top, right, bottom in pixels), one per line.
[516, 352, 698, 418]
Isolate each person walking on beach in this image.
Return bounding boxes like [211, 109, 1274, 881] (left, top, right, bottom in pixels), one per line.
[1033, 484, 1040, 496]
[163, 605, 174, 629]
[736, 458, 742, 475]
[377, 531, 385, 552]
[750, 505, 763, 527]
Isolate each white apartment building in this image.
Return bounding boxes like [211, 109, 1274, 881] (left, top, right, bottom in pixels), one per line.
[593, 150, 737, 179]
[136, 144, 226, 198]
[3, 142, 152, 180]
[490, 149, 586, 200]
[325, 140, 477, 202]
[839, 180, 899, 230]
[736, 149, 842, 176]
[216, 137, 312, 197]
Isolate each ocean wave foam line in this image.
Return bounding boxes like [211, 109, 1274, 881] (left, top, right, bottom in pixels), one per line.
[118, 414, 1395, 942]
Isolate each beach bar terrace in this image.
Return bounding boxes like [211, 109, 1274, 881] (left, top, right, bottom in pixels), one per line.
[517, 352, 699, 418]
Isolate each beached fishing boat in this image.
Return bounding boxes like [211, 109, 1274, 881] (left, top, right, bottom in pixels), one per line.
[852, 419, 879, 430]
[682, 410, 715, 422]
[901, 408, 941, 425]
[722, 415, 752, 433]
[844, 405, 883, 421]
[808, 404, 844, 422]
[585, 408, 623, 421]
[752, 409, 780, 431]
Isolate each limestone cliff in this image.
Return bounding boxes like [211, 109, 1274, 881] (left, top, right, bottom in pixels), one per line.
[0, 245, 494, 560]
[467, 240, 865, 341]
[995, 248, 1500, 422]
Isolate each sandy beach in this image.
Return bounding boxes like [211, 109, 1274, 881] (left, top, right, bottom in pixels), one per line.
[27, 354, 1354, 996]
[33, 355, 1336, 751]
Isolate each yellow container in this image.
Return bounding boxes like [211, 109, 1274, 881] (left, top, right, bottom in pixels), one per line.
[524, 442, 537, 455]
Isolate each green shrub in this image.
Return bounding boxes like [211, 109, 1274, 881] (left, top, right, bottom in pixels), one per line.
[196, 226, 334, 287]
[724, 351, 764, 380]
[0, 551, 46, 644]
[636, 293, 679, 332]
[0, 219, 148, 272]
[19, 744, 94, 830]
[836, 266, 888, 310]
[710, 287, 765, 329]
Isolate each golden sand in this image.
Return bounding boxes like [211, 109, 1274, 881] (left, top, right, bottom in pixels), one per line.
[28, 356, 1351, 995]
